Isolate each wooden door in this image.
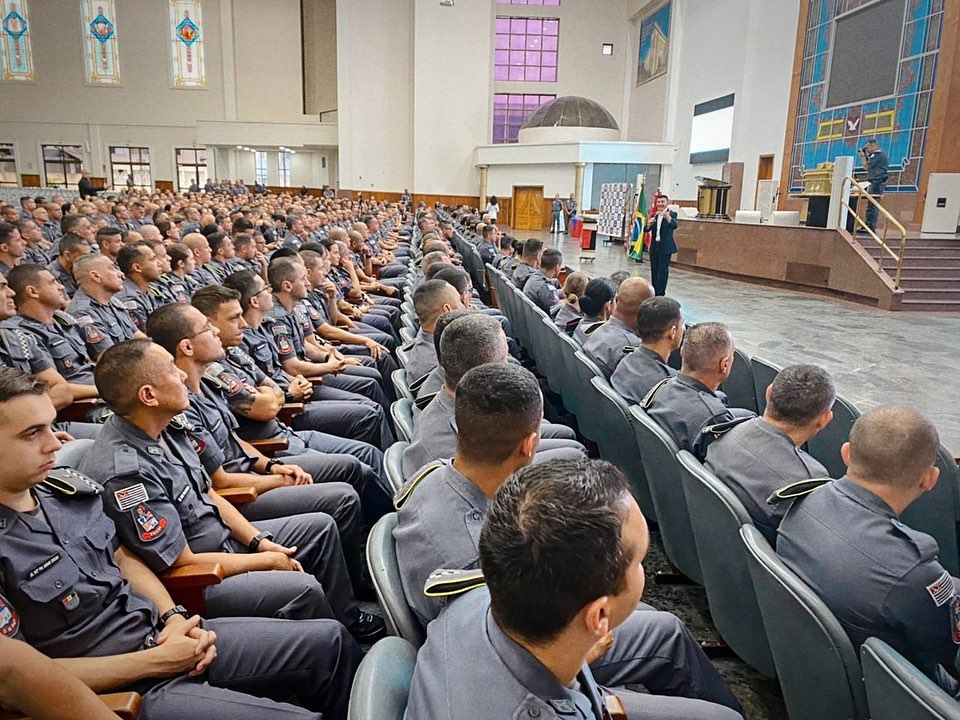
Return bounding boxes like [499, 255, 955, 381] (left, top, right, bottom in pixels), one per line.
[755, 155, 774, 207]
[512, 186, 544, 230]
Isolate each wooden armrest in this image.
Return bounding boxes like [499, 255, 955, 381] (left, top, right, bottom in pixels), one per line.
[277, 403, 305, 425]
[309, 377, 324, 387]
[954, 456, 959, 467]
[604, 695, 628, 720]
[249, 438, 289, 457]
[161, 562, 223, 616]
[55, 398, 101, 423]
[218, 487, 259, 505]
[0, 692, 142, 720]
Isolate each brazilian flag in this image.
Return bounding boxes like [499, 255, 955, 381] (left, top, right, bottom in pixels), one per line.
[628, 182, 648, 261]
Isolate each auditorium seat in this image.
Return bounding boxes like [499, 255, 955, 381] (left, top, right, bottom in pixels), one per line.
[537, 316, 567, 395]
[571, 351, 605, 441]
[591, 377, 656, 521]
[740, 524, 868, 720]
[390, 399, 416, 443]
[384, 442, 409, 494]
[347, 636, 418, 720]
[861, 638, 960, 720]
[804, 393, 860, 478]
[399, 326, 416, 345]
[899, 445, 960, 576]
[366, 514, 425, 647]
[555, 331, 585, 416]
[750, 355, 782, 414]
[392, 369, 412, 400]
[395, 343, 411, 369]
[677, 451, 775, 677]
[630, 405, 703, 584]
[719, 347, 758, 414]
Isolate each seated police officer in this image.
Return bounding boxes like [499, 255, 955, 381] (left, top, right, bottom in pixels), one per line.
[405, 458, 743, 720]
[644, 322, 754, 452]
[611, 296, 683, 404]
[582, 277, 652, 379]
[778, 405, 960, 694]
[0, 366, 361, 720]
[46, 233, 91, 299]
[225, 269, 391, 449]
[511, 238, 542, 290]
[402, 313, 585, 477]
[115, 243, 164, 332]
[523, 248, 564, 314]
[406, 278, 463, 386]
[396, 367, 743, 717]
[67, 253, 143, 356]
[705, 364, 834, 542]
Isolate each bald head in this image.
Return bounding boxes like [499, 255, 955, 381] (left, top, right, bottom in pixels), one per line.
[847, 405, 939, 488]
[183, 233, 207, 251]
[613, 277, 655, 328]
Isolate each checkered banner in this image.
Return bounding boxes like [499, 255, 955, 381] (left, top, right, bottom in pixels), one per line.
[598, 183, 633, 238]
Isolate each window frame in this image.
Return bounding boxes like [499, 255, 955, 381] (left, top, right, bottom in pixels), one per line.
[492, 92, 556, 144]
[109, 145, 152, 191]
[41, 143, 84, 188]
[175, 147, 207, 192]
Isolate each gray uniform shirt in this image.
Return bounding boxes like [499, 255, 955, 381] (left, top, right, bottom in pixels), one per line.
[611, 346, 677, 405]
[524, 271, 562, 314]
[705, 417, 828, 542]
[405, 587, 605, 720]
[2, 312, 96, 384]
[778, 476, 960, 676]
[116, 278, 161, 333]
[645, 374, 732, 452]
[553, 302, 583, 334]
[67, 289, 140, 351]
[511, 262, 536, 289]
[394, 462, 486, 626]
[404, 329, 436, 385]
[582, 316, 640, 378]
[403, 390, 457, 477]
[46, 258, 78, 298]
[0, 325, 54, 374]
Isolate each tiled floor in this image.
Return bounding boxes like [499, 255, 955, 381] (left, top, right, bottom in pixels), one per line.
[519, 227, 960, 453]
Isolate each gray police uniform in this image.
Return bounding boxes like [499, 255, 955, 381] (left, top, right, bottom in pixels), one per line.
[116, 278, 162, 333]
[705, 417, 828, 543]
[523, 270, 562, 314]
[404, 329, 436, 386]
[2, 312, 97, 385]
[0, 473, 361, 720]
[511, 262, 536, 289]
[401, 391, 586, 478]
[240, 324, 390, 449]
[67, 288, 140, 351]
[187, 265, 220, 292]
[404, 587, 743, 720]
[611, 345, 677, 405]
[305, 288, 396, 350]
[582, 317, 640, 379]
[78, 414, 355, 627]
[46, 258, 78, 298]
[572, 316, 605, 346]
[778, 476, 960, 691]
[553, 301, 583, 334]
[0, 324, 54, 374]
[154, 275, 191, 305]
[645, 374, 740, 452]
[24, 244, 50, 265]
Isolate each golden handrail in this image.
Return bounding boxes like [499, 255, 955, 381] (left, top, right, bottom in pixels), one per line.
[839, 176, 907, 288]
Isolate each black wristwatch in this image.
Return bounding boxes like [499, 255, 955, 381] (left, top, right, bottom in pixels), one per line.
[248, 530, 274, 552]
[159, 605, 189, 625]
[265, 459, 283, 472]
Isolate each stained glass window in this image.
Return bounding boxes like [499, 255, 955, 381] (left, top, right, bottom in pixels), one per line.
[494, 16, 559, 82]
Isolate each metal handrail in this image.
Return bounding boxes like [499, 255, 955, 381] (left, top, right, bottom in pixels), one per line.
[839, 176, 907, 288]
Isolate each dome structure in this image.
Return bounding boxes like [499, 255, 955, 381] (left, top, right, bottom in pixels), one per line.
[517, 96, 620, 143]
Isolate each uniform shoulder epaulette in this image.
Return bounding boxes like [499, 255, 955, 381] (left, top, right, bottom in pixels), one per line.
[622, 345, 637, 355]
[201, 361, 227, 388]
[640, 377, 672, 410]
[167, 413, 194, 432]
[39, 468, 103, 497]
[393, 459, 445, 510]
[147, 285, 163, 299]
[414, 390, 438, 410]
[423, 567, 486, 599]
[52, 309, 77, 327]
[767, 477, 832, 504]
[409, 372, 431, 394]
[564, 317, 582, 332]
[583, 320, 605, 336]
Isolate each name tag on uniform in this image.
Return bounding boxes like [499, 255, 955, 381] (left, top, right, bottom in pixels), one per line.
[146, 446, 162, 457]
[27, 553, 61, 579]
[175, 485, 190, 503]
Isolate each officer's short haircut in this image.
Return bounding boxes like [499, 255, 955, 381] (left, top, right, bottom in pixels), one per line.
[421, 240, 448, 256]
[72, 252, 111, 281]
[301, 241, 327, 257]
[413, 279, 459, 327]
[499, 233, 514, 251]
[207, 232, 228, 256]
[767, 365, 836, 427]
[637, 297, 682, 342]
[610, 270, 631, 289]
[0, 222, 15, 245]
[233, 217, 255, 233]
[521, 239, 543, 259]
[199, 223, 221, 238]
[60, 214, 85, 235]
[424, 262, 451, 282]
[234, 232, 254, 251]
[300, 249, 321, 269]
[146, 303, 195, 357]
[578, 277, 616, 317]
[456, 363, 542, 464]
[681, 322, 732, 374]
[95, 338, 155, 414]
[58, 233, 90, 257]
[116, 243, 150, 275]
[420, 250, 449, 276]
[223, 270, 261, 311]
[15, 219, 34, 235]
[8, 263, 46, 305]
[0, 366, 47, 408]
[440, 313, 505, 388]
[540, 248, 563, 271]
[96, 226, 122, 242]
[482, 224, 497, 240]
[480, 458, 633, 643]
[848, 405, 939, 487]
[192, 284, 241, 318]
[433, 308, 479, 358]
[167, 243, 191, 270]
[269, 247, 300, 264]
[432, 266, 470, 294]
[285, 214, 300, 228]
[267, 258, 299, 292]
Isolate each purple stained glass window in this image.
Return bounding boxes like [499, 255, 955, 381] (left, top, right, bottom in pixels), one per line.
[492, 93, 555, 144]
[497, 0, 561, 5]
[494, 15, 559, 84]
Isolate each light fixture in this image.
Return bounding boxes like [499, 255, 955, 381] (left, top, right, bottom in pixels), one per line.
[235, 145, 243, 149]
[602, 43, 613, 56]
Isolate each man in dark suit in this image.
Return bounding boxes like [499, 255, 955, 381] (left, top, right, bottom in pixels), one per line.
[646, 195, 678, 296]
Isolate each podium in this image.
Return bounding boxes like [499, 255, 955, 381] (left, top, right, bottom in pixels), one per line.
[696, 177, 732, 219]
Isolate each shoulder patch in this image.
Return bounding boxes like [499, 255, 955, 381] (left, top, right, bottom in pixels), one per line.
[393, 460, 445, 510]
[77, 316, 105, 345]
[0, 592, 19, 637]
[167, 413, 193, 432]
[926, 570, 955, 607]
[113, 482, 149, 511]
[132, 503, 167, 542]
[423, 568, 486, 599]
[39, 468, 103, 497]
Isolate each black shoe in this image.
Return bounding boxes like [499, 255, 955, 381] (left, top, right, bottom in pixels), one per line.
[351, 611, 387, 643]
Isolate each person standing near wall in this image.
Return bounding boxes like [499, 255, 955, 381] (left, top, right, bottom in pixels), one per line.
[550, 194, 564, 234]
[485, 195, 500, 224]
[565, 192, 577, 233]
[859, 138, 889, 234]
[646, 195, 678, 296]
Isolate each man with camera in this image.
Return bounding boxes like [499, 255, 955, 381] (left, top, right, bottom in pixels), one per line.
[860, 138, 889, 233]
